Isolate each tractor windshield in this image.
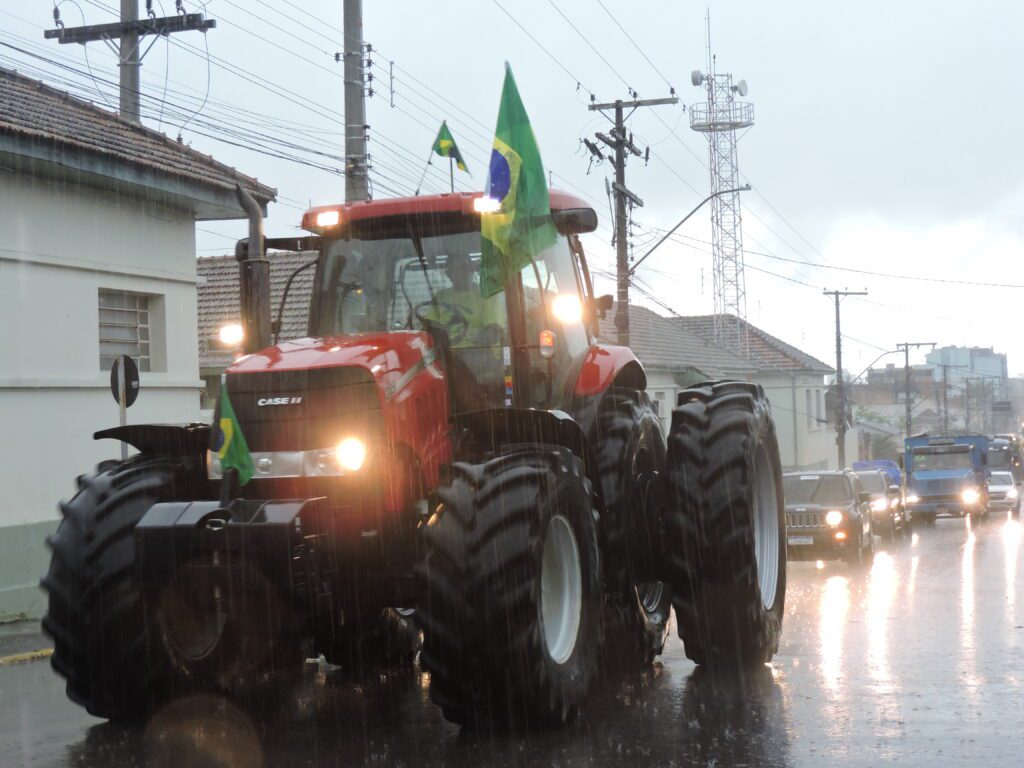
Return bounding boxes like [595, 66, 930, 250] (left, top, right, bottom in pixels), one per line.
[313, 218, 589, 412]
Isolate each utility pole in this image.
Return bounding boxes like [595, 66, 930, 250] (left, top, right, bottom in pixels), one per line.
[896, 341, 935, 439]
[964, 377, 979, 432]
[942, 364, 950, 433]
[45, 1, 215, 123]
[342, 0, 370, 202]
[824, 290, 867, 468]
[588, 96, 678, 346]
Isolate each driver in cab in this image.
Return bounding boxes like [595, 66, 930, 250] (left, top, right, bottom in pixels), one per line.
[421, 251, 505, 349]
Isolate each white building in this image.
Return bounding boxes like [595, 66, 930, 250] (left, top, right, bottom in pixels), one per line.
[0, 69, 275, 620]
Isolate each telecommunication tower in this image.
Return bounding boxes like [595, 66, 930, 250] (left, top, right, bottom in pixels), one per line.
[690, 54, 753, 355]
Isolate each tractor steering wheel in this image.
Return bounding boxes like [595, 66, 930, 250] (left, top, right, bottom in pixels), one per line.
[409, 299, 470, 346]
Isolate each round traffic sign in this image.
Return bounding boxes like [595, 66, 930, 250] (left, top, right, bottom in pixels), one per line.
[110, 355, 140, 408]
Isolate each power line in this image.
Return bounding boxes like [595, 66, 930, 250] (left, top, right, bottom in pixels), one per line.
[594, 0, 674, 92]
[547, 0, 633, 94]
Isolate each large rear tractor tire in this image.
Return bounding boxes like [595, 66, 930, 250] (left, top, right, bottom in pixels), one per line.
[416, 448, 602, 727]
[42, 455, 193, 720]
[663, 381, 786, 668]
[592, 390, 671, 671]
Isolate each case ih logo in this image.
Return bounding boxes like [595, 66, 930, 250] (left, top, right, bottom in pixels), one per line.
[256, 396, 303, 406]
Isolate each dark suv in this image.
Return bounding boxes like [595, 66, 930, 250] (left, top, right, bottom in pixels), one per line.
[855, 469, 909, 543]
[783, 470, 874, 566]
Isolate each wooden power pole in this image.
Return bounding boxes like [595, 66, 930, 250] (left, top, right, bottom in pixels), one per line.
[588, 96, 678, 346]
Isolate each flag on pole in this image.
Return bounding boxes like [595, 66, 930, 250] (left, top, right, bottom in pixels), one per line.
[212, 385, 254, 485]
[479, 63, 556, 296]
[432, 121, 469, 173]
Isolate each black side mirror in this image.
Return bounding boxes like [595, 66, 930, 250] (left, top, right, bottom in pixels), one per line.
[594, 294, 613, 319]
[859, 491, 872, 504]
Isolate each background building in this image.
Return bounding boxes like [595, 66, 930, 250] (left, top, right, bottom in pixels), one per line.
[0, 70, 274, 620]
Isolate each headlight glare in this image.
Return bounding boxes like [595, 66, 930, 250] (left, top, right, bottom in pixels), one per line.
[1007, 487, 1019, 499]
[906, 494, 920, 504]
[870, 498, 887, 512]
[825, 509, 844, 527]
[961, 487, 980, 505]
[335, 437, 367, 472]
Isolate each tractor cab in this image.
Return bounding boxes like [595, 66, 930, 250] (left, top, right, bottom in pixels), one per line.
[299, 192, 601, 416]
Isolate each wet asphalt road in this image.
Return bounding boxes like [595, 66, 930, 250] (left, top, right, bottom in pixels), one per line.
[3, 513, 1023, 767]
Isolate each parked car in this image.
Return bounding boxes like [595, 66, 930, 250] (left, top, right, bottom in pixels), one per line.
[783, 470, 874, 566]
[855, 468, 909, 543]
[987, 470, 1020, 516]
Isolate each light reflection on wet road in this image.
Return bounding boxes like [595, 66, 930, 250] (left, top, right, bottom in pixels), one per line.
[3, 514, 1023, 767]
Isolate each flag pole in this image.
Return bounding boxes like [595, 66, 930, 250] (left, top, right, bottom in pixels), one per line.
[414, 148, 434, 196]
[449, 156, 454, 193]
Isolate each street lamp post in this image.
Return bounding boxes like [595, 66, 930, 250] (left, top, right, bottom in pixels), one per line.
[628, 185, 751, 277]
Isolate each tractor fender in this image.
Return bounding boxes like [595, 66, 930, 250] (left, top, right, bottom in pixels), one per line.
[574, 344, 646, 397]
[454, 408, 594, 483]
[95, 423, 211, 458]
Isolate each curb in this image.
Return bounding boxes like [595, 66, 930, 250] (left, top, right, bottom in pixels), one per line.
[0, 648, 53, 666]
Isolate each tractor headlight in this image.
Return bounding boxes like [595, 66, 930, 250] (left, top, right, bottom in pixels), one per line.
[1008, 487, 1019, 499]
[870, 498, 887, 513]
[906, 494, 920, 504]
[551, 294, 583, 324]
[218, 322, 244, 347]
[961, 487, 980, 505]
[335, 437, 367, 472]
[825, 510, 844, 527]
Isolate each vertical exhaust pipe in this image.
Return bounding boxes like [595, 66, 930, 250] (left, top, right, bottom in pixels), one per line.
[234, 185, 272, 354]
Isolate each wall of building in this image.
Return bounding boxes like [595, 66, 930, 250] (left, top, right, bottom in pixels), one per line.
[0, 171, 203, 620]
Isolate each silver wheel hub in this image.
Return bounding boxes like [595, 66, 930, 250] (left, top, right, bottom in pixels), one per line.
[752, 443, 780, 610]
[540, 514, 583, 665]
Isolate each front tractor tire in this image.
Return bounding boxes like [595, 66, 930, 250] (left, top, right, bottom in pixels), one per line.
[42, 455, 191, 720]
[416, 448, 602, 727]
[663, 381, 786, 668]
[593, 390, 671, 670]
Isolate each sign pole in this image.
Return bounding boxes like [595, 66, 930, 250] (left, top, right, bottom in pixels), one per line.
[117, 355, 128, 460]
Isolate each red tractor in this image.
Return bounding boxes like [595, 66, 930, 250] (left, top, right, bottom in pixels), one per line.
[42, 188, 786, 726]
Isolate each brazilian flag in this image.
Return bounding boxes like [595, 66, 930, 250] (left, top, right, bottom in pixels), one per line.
[432, 121, 468, 173]
[480, 64, 557, 297]
[212, 385, 254, 486]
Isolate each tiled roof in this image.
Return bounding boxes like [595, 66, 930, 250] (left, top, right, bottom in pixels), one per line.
[197, 252, 315, 368]
[673, 314, 833, 374]
[0, 67, 275, 204]
[598, 304, 754, 379]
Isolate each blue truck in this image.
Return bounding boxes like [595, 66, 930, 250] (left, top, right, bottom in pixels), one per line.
[903, 434, 989, 524]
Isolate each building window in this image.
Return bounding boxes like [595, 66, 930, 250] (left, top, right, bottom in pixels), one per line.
[805, 389, 813, 429]
[98, 289, 152, 371]
[652, 391, 664, 416]
[815, 389, 823, 427]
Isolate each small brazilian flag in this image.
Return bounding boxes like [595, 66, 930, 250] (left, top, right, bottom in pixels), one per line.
[432, 121, 468, 173]
[480, 64, 557, 297]
[212, 385, 254, 486]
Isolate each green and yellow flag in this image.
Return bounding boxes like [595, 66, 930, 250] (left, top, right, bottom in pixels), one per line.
[479, 64, 557, 296]
[432, 121, 468, 173]
[214, 385, 254, 485]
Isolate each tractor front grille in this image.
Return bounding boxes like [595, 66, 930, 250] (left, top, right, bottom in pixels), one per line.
[225, 367, 383, 452]
[786, 511, 826, 529]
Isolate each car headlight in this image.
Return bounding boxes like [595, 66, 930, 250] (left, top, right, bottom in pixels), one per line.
[906, 494, 920, 504]
[961, 488, 980, 505]
[825, 509, 844, 527]
[335, 437, 367, 472]
[1007, 487, 1019, 499]
[891, 497, 900, 509]
[870, 498, 887, 512]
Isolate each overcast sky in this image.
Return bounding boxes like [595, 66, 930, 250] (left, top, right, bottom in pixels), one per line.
[4, 0, 1024, 378]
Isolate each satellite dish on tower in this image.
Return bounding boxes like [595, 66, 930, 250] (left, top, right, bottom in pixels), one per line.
[734, 79, 749, 97]
[691, 69, 705, 86]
